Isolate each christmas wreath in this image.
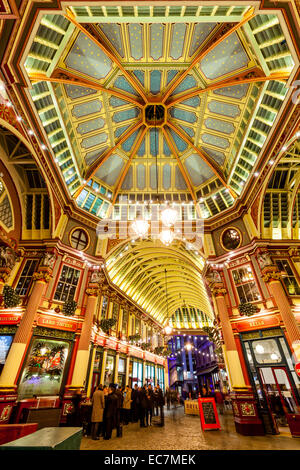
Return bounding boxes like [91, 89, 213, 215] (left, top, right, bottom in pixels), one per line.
[238, 302, 260, 317]
[99, 318, 117, 334]
[62, 299, 77, 316]
[3, 285, 20, 308]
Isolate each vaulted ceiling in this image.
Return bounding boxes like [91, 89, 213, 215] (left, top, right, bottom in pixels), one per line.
[21, 4, 297, 221]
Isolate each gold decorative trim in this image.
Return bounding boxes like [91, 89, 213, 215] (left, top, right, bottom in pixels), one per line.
[220, 226, 242, 252]
[32, 271, 51, 283]
[262, 271, 281, 282]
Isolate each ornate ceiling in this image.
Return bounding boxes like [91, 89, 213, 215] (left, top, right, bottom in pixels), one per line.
[21, 4, 297, 221]
[105, 238, 213, 326]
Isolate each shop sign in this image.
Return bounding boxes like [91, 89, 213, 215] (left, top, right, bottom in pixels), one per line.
[117, 342, 128, 353]
[0, 314, 20, 324]
[198, 398, 221, 431]
[235, 314, 280, 332]
[37, 315, 77, 332]
[129, 346, 143, 359]
[295, 363, 300, 378]
[96, 335, 106, 346]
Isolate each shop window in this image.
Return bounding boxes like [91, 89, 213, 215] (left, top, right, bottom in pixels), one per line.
[132, 360, 143, 387]
[117, 357, 126, 388]
[18, 338, 70, 399]
[135, 318, 141, 335]
[275, 259, 300, 295]
[252, 339, 282, 364]
[111, 303, 119, 334]
[70, 228, 89, 251]
[104, 355, 115, 386]
[232, 265, 261, 303]
[15, 259, 39, 296]
[54, 265, 80, 302]
[0, 334, 13, 374]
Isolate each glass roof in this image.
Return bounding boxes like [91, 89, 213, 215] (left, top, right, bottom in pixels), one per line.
[23, 7, 294, 220]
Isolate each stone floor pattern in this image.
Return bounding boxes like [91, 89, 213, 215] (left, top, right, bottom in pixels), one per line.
[80, 406, 300, 451]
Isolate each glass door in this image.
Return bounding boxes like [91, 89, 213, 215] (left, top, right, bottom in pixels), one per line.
[259, 366, 300, 436]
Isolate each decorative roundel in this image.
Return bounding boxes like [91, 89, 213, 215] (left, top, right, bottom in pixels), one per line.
[220, 227, 242, 251]
[69, 227, 90, 251]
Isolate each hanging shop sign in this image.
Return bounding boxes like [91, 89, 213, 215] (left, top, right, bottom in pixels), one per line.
[295, 363, 300, 378]
[198, 398, 221, 431]
[36, 315, 77, 332]
[234, 314, 280, 332]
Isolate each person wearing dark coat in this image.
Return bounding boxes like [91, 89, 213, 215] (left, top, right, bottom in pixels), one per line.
[67, 389, 82, 426]
[104, 384, 118, 440]
[115, 386, 123, 436]
[131, 384, 139, 422]
[138, 386, 148, 427]
[146, 384, 154, 426]
[156, 385, 165, 426]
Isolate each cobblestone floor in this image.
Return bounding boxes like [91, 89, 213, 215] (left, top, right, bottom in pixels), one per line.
[80, 406, 300, 450]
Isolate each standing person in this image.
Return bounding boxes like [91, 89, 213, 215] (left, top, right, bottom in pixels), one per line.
[214, 386, 224, 415]
[122, 385, 132, 425]
[146, 384, 154, 426]
[104, 384, 118, 440]
[67, 389, 82, 426]
[156, 384, 165, 426]
[91, 385, 105, 440]
[166, 387, 171, 410]
[138, 385, 148, 427]
[153, 386, 159, 416]
[131, 384, 139, 422]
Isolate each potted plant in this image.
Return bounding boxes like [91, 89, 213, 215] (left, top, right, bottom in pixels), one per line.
[238, 302, 260, 317]
[62, 299, 77, 316]
[99, 318, 117, 334]
[3, 285, 20, 308]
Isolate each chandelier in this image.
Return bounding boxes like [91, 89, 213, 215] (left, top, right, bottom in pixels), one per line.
[159, 229, 175, 246]
[160, 206, 178, 227]
[130, 217, 149, 238]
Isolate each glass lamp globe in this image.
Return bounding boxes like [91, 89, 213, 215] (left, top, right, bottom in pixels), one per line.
[130, 218, 149, 238]
[161, 207, 178, 227]
[255, 344, 264, 354]
[159, 229, 175, 246]
[165, 326, 173, 335]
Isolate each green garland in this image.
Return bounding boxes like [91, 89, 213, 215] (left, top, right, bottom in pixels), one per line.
[141, 342, 151, 351]
[128, 334, 141, 343]
[100, 318, 117, 334]
[238, 302, 260, 317]
[62, 299, 77, 316]
[3, 285, 20, 308]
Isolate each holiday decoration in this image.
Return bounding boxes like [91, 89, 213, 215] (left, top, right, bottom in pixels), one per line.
[99, 318, 117, 334]
[140, 342, 151, 351]
[128, 334, 141, 344]
[238, 302, 260, 316]
[3, 285, 20, 308]
[23, 340, 67, 382]
[62, 299, 77, 316]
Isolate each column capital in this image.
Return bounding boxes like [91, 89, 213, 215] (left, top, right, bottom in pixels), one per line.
[261, 265, 281, 283]
[32, 268, 52, 283]
[86, 287, 100, 296]
[211, 283, 227, 297]
[0, 266, 11, 283]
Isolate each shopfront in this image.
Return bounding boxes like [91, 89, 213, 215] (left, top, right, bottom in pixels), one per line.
[117, 355, 126, 387]
[145, 363, 155, 386]
[17, 326, 74, 399]
[157, 365, 165, 391]
[91, 347, 104, 392]
[129, 358, 143, 387]
[104, 351, 116, 386]
[240, 326, 300, 436]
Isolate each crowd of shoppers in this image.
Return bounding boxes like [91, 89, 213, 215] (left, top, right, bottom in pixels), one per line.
[86, 382, 165, 440]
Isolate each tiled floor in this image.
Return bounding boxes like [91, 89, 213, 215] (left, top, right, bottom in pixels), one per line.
[80, 406, 300, 450]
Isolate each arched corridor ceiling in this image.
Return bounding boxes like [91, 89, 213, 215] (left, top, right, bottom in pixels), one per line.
[20, 5, 298, 221]
[104, 239, 213, 327]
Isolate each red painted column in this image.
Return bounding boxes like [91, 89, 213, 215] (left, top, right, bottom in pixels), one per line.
[262, 265, 300, 361]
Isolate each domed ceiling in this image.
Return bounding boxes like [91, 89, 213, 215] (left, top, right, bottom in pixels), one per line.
[22, 4, 296, 221]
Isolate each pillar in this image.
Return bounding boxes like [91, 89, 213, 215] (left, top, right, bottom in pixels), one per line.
[262, 266, 300, 361]
[164, 362, 169, 390]
[87, 346, 96, 397]
[125, 355, 130, 386]
[0, 269, 51, 388]
[100, 349, 107, 385]
[143, 360, 146, 386]
[114, 353, 120, 384]
[211, 282, 264, 436]
[154, 364, 158, 386]
[212, 285, 246, 388]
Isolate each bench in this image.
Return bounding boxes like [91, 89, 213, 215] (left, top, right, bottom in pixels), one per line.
[0, 427, 83, 450]
[0, 423, 38, 445]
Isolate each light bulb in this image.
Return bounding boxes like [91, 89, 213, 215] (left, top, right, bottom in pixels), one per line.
[130, 219, 149, 238]
[161, 207, 178, 227]
[159, 229, 175, 246]
[255, 344, 264, 354]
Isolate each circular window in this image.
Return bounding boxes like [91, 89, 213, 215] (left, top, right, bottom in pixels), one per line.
[70, 228, 89, 251]
[221, 227, 241, 251]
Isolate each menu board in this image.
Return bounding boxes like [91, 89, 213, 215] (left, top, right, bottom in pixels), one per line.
[198, 398, 220, 431]
[0, 335, 13, 365]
